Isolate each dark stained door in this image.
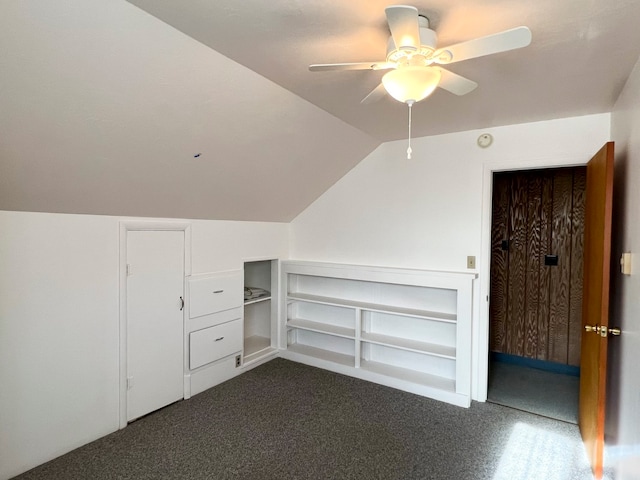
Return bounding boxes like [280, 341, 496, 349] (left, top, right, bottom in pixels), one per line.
[579, 142, 614, 479]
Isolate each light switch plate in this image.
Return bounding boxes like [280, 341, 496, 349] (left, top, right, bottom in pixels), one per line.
[621, 252, 632, 275]
[467, 256, 476, 269]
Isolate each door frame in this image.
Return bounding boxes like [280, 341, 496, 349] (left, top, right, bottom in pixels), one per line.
[118, 221, 192, 428]
[476, 157, 587, 401]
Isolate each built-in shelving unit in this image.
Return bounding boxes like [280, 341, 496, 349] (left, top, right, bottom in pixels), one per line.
[243, 259, 279, 365]
[279, 261, 476, 407]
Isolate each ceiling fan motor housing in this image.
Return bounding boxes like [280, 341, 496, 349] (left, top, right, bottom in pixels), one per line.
[386, 25, 438, 65]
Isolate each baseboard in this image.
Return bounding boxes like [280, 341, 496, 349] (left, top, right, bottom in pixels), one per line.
[491, 352, 580, 377]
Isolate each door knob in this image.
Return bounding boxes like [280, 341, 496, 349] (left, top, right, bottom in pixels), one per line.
[608, 327, 621, 336]
[584, 324, 621, 337]
[584, 324, 599, 333]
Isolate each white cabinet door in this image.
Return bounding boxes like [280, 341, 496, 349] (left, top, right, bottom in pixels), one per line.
[127, 231, 184, 421]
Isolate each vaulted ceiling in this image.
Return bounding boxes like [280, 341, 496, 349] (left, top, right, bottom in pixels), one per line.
[2, 1, 640, 222]
[128, 0, 640, 140]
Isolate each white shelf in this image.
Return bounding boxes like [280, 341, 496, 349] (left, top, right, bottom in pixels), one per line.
[244, 259, 277, 370]
[244, 296, 271, 306]
[360, 360, 456, 393]
[361, 332, 456, 359]
[281, 261, 475, 407]
[244, 334, 271, 357]
[287, 318, 355, 339]
[286, 343, 354, 367]
[287, 292, 456, 323]
[244, 346, 277, 365]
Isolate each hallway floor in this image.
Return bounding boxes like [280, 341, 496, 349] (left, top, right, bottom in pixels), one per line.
[488, 360, 580, 424]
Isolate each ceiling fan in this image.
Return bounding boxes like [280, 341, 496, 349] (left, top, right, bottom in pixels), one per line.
[309, 5, 532, 157]
[310, 5, 531, 105]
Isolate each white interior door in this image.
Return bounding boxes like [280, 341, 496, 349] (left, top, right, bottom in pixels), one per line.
[126, 230, 184, 421]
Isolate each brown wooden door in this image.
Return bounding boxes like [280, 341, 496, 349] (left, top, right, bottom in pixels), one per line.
[578, 142, 614, 479]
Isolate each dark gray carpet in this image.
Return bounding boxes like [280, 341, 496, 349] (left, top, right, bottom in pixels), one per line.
[488, 361, 580, 424]
[15, 359, 595, 480]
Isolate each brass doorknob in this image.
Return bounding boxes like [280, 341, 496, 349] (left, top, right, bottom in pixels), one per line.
[584, 324, 621, 337]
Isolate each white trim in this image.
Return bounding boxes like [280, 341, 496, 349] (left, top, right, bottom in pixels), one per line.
[241, 254, 282, 264]
[118, 220, 192, 429]
[475, 156, 588, 402]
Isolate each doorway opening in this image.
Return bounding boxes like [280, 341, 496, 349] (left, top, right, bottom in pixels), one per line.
[487, 166, 586, 423]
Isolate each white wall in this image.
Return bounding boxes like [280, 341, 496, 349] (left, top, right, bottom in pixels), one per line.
[0, 212, 120, 479]
[0, 211, 288, 479]
[606, 55, 640, 478]
[291, 113, 611, 400]
[291, 113, 611, 269]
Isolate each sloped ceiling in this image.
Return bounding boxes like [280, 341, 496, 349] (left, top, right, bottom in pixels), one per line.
[3, 1, 640, 222]
[0, 1, 379, 222]
[127, 0, 640, 140]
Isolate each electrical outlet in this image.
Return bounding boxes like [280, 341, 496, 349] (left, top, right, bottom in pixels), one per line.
[235, 355, 241, 368]
[467, 256, 476, 269]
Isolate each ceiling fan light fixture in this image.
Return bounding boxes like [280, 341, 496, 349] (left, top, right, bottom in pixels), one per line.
[382, 66, 441, 104]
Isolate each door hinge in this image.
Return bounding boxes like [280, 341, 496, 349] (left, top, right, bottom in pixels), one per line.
[127, 376, 133, 390]
[126, 264, 132, 276]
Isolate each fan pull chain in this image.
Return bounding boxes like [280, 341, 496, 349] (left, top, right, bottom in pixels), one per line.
[406, 100, 414, 159]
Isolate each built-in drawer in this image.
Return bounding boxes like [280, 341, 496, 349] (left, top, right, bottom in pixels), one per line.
[189, 271, 242, 318]
[189, 319, 242, 370]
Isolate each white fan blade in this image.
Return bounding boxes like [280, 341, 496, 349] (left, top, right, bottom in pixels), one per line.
[361, 83, 387, 104]
[385, 5, 420, 51]
[435, 26, 532, 64]
[309, 62, 393, 72]
[434, 67, 478, 96]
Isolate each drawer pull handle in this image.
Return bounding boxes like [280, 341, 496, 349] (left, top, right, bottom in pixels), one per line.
[215, 337, 224, 342]
[213, 290, 224, 294]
